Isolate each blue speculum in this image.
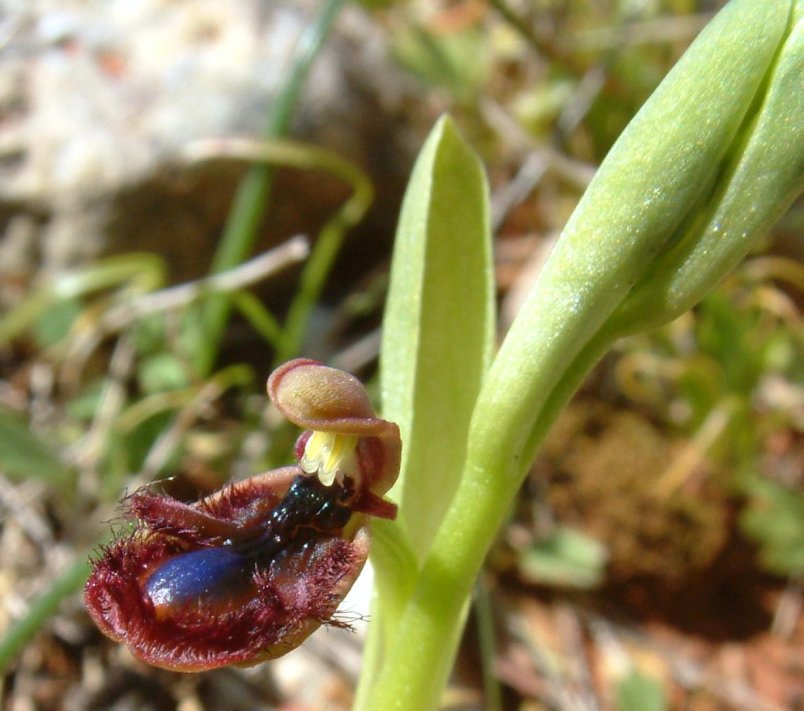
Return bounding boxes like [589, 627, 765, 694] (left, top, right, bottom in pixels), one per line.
[145, 547, 249, 609]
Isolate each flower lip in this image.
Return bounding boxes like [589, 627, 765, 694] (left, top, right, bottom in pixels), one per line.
[85, 471, 370, 671]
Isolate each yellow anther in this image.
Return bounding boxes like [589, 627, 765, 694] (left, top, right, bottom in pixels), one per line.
[300, 431, 359, 486]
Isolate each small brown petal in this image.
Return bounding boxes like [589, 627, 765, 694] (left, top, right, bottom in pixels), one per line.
[268, 359, 401, 496]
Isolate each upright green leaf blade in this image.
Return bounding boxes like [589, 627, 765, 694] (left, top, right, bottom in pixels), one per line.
[380, 115, 494, 558]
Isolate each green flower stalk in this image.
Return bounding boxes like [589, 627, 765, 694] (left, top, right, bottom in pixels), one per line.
[360, 0, 803, 708]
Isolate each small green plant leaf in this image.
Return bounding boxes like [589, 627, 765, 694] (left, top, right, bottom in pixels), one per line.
[137, 353, 192, 394]
[616, 668, 667, 711]
[0, 409, 72, 487]
[66, 380, 106, 421]
[380, 115, 495, 558]
[518, 526, 608, 589]
[741, 477, 804, 577]
[392, 25, 488, 102]
[33, 297, 82, 347]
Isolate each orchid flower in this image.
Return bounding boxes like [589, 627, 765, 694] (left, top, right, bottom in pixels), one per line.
[84, 358, 400, 671]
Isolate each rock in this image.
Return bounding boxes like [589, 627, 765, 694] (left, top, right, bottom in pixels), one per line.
[0, 0, 413, 284]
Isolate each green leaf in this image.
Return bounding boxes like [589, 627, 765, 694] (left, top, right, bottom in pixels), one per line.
[33, 297, 82, 347]
[0, 409, 72, 487]
[616, 668, 667, 711]
[359, 3, 800, 707]
[610, 0, 804, 335]
[137, 353, 192, 393]
[391, 25, 488, 101]
[466, 0, 794, 490]
[518, 526, 608, 589]
[360, 119, 494, 693]
[66, 380, 106, 421]
[741, 478, 804, 576]
[380, 115, 495, 559]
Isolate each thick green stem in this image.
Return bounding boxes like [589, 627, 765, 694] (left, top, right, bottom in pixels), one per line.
[359, 1, 797, 707]
[360, 331, 613, 709]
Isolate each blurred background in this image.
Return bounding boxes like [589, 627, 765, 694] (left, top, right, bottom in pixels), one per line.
[0, 1, 801, 709]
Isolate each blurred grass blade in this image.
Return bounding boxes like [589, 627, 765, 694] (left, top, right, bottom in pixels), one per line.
[0, 409, 72, 488]
[0, 254, 166, 346]
[474, 577, 503, 711]
[380, 115, 495, 559]
[0, 555, 90, 673]
[195, 0, 346, 375]
[232, 292, 284, 350]
[182, 137, 373, 364]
